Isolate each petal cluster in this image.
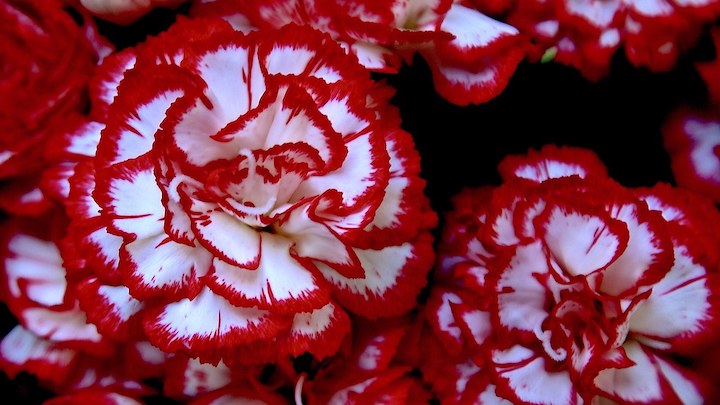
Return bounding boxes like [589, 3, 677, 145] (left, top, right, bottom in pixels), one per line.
[190, 0, 525, 105]
[57, 17, 436, 365]
[0, 215, 163, 399]
[424, 145, 720, 404]
[484, 0, 720, 80]
[0, 0, 108, 215]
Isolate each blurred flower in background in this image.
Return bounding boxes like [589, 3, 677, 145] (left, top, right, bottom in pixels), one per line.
[0, 0, 110, 216]
[663, 27, 720, 204]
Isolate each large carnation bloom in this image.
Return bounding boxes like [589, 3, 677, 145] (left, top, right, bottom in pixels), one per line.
[0, 0, 109, 215]
[487, 0, 720, 80]
[60, 17, 436, 365]
[662, 27, 720, 204]
[190, 0, 525, 106]
[424, 145, 720, 403]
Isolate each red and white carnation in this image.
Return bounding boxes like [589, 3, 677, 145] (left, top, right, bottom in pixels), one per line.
[424, 145, 720, 404]
[0, 0, 110, 216]
[489, 0, 720, 80]
[58, 17, 436, 365]
[0, 215, 164, 398]
[190, 0, 525, 105]
[301, 315, 431, 405]
[662, 27, 720, 204]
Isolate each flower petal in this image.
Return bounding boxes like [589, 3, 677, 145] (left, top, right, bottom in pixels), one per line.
[294, 131, 389, 212]
[630, 244, 718, 352]
[280, 199, 363, 278]
[0, 325, 76, 390]
[498, 145, 608, 183]
[600, 200, 673, 296]
[495, 242, 550, 336]
[318, 233, 434, 319]
[2, 231, 65, 306]
[594, 341, 706, 404]
[163, 357, 232, 400]
[96, 66, 189, 166]
[538, 200, 629, 278]
[185, 196, 261, 268]
[95, 156, 165, 240]
[143, 287, 288, 358]
[75, 278, 145, 341]
[121, 233, 212, 300]
[492, 345, 580, 405]
[207, 233, 329, 313]
[283, 301, 350, 359]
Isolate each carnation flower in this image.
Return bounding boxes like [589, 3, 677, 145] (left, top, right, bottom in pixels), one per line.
[662, 27, 720, 204]
[0, 0, 109, 215]
[59, 17, 436, 365]
[424, 145, 720, 403]
[0, 215, 164, 398]
[78, 0, 186, 24]
[301, 315, 431, 404]
[488, 0, 720, 80]
[190, 0, 525, 105]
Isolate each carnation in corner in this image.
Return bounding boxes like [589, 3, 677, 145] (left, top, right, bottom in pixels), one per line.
[0, 0, 110, 216]
[423, 144, 720, 404]
[662, 27, 720, 204]
[52, 16, 437, 366]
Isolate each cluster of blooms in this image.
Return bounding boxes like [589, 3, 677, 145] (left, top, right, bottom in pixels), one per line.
[475, 0, 720, 80]
[1, 0, 719, 404]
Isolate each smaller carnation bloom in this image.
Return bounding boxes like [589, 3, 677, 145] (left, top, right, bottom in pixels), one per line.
[498, 0, 720, 80]
[424, 145, 720, 404]
[301, 315, 432, 405]
[59, 17, 436, 365]
[0, 0, 109, 215]
[0, 215, 164, 398]
[78, 0, 186, 25]
[190, 0, 525, 105]
[662, 27, 720, 204]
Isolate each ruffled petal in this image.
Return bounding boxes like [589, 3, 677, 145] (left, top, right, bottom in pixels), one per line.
[143, 287, 288, 357]
[318, 233, 434, 319]
[0, 325, 76, 390]
[537, 200, 629, 279]
[498, 145, 608, 183]
[283, 301, 350, 359]
[594, 341, 706, 404]
[185, 196, 261, 268]
[121, 233, 212, 300]
[492, 345, 580, 405]
[75, 278, 145, 341]
[600, 200, 673, 296]
[95, 156, 165, 240]
[280, 200, 363, 278]
[207, 233, 329, 313]
[630, 244, 718, 352]
[163, 357, 231, 400]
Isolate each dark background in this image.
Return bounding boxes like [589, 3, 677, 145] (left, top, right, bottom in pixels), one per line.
[1, 4, 716, 403]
